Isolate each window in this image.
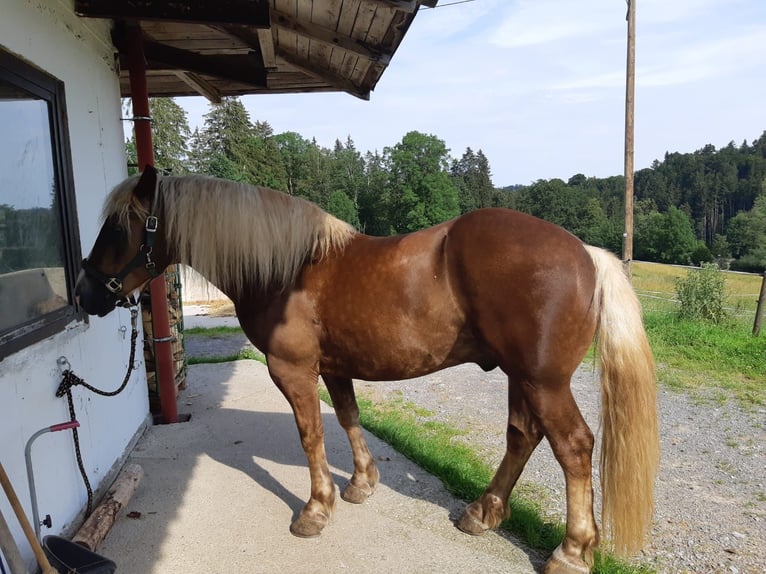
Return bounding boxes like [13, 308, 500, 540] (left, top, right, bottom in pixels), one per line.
[0, 48, 83, 360]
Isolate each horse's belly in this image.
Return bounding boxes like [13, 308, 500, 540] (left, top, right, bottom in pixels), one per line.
[320, 323, 484, 381]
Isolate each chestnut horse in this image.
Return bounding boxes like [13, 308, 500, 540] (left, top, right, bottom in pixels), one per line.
[75, 166, 658, 573]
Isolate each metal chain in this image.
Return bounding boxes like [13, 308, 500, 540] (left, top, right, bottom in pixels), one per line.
[55, 307, 140, 516]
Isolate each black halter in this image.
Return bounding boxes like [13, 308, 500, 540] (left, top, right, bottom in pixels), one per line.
[82, 214, 160, 305]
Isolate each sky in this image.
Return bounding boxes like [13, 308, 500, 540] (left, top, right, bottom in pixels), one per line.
[177, 0, 766, 187]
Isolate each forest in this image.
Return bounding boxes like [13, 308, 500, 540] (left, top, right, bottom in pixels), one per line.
[126, 97, 766, 273]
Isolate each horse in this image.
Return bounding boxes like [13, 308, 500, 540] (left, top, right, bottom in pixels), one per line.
[75, 166, 658, 574]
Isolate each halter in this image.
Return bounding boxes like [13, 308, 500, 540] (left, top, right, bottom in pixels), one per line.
[81, 214, 161, 306]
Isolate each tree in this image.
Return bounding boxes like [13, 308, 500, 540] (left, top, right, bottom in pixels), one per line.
[635, 206, 699, 264]
[358, 150, 391, 235]
[384, 131, 459, 233]
[451, 148, 495, 213]
[727, 195, 766, 272]
[329, 136, 365, 226]
[189, 97, 254, 179]
[273, 131, 314, 196]
[327, 190, 358, 227]
[124, 98, 191, 175]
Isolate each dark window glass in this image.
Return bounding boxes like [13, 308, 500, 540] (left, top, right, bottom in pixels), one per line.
[0, 49, 83, 360]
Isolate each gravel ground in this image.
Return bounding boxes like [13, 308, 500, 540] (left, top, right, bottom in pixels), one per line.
[185, 330, 765, 574]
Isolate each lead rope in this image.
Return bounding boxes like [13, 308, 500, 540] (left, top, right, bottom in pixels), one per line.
[55, 305, 140, 516]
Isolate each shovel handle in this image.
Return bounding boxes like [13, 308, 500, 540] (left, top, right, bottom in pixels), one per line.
[0, 462, 58, 574]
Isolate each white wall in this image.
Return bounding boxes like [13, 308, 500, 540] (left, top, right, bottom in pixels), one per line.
[0, 1, 150, 569]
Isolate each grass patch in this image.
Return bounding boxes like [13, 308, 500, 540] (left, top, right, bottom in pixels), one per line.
[644, 312, 765, 406]
[318, 387, 651, 574]
[187, 348, 264, 365]
[184, 325, 244, 336]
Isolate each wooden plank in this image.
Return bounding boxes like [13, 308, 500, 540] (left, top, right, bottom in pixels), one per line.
[132, 41, 268, 87]
[296, 0, 312, 60]
[336, 0, 361, 36]
[351, 0, 377, 42]
[349, 56, 369, 87]
[214, 25, 278, 69]
[272, 8, 391, 63]
[314, 0, 342, 28]
[158, 39, 249, 55]
[175, 71, 222, 102]
[364, 4, 395, 46]
[276, 47, 369, 99]
[141, 22, 228, 41]
[75, 0, 270, 27]
[257, 28, 278, 69]
[309, 0, 339, 69]
[376, 0, 417, 11]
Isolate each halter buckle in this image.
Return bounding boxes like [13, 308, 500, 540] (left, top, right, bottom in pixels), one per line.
[145, 215, 159, 233]
[105, 277, 123, 294]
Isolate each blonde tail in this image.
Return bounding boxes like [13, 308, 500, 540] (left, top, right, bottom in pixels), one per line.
[585, 246, 659, 556]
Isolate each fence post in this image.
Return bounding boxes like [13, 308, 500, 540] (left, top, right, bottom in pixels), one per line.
[754, 271, 766, 336]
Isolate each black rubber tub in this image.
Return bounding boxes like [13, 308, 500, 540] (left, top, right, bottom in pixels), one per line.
[42, 536, 116, 574]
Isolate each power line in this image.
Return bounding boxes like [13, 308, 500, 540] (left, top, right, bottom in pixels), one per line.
[424, 0, 478, 9]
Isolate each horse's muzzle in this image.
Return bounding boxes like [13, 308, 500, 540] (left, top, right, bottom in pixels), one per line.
[74, 271, 119, 317]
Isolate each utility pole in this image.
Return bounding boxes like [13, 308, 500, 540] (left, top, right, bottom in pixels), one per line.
[623, 0, 636, 280]
[754, 271, 766, 336]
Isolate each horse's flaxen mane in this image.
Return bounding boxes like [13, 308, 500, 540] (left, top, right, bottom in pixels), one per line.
[103, 174, 356, 294]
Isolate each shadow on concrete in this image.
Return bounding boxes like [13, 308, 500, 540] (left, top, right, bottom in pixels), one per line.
[98, 359, 543, 573]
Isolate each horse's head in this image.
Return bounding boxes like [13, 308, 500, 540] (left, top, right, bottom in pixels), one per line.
[75, 166, 168, 316]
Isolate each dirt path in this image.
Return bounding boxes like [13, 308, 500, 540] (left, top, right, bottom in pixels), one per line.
[185, 329, 766, 574]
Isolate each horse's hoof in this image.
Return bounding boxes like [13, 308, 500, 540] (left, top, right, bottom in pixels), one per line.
[455, 508, 490, 536]
[543, 544, 591, 574]
[289, 512, 329, 538]
[341, 481, 375, 504]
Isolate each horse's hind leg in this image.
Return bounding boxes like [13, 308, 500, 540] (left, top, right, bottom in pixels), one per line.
[526, 385, 598, 574]
[457, 379, 543, 535]
[322, 375, 379, 503]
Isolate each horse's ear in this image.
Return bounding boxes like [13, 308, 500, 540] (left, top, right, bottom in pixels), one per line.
[134, 165, 157, 203]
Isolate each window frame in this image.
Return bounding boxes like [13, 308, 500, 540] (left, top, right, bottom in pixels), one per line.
[0, 47, 84, 361]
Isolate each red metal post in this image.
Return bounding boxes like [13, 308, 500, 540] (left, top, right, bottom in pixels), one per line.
[125, 24, 179, 424]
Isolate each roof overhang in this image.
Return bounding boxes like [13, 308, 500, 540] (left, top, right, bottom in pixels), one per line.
[75, 0, 438, 102]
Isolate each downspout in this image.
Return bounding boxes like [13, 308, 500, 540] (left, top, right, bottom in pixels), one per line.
[125, 24, 179, 424]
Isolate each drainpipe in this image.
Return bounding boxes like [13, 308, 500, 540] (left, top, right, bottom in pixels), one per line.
[125, 24, 179, 424]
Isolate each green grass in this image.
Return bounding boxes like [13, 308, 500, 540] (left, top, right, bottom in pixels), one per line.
[644, 312, 765, 406]
[186, 348, 264, 365]
[184, 325, 244, 336]
[631, 261, 765, 407]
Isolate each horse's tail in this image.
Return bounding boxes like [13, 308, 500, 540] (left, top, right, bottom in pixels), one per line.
[585, 246, 659, 556]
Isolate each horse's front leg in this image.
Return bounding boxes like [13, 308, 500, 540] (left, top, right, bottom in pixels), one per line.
[322, 375, 379, 503]
[268, 359, 335, 538]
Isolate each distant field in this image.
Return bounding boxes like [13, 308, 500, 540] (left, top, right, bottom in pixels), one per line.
[632, 261, 762, 319]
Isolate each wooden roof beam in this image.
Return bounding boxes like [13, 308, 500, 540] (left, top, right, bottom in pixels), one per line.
[134, 40, 267, 88]
[75, 0, 270, 27]
[174, 71, 222, 103]
[216, 25, 277, 70]
[272, 9, 392, 65]
[275, 48, 370, 100]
